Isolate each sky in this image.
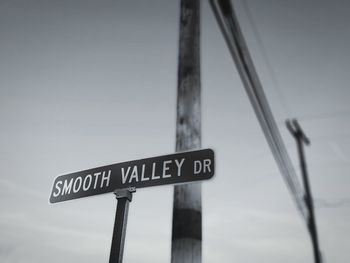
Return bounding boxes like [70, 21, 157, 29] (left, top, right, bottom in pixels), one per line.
[0, 0, 350, 262]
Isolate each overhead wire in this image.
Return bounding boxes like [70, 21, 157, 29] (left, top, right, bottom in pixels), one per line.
[240, 0, 350, 126]
[297, 110, 350, 122]
[210, 0, 308, 222]
[240, 0, 292, 118]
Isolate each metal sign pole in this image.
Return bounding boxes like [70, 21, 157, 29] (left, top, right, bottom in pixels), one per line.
[109, 187, 136, 263]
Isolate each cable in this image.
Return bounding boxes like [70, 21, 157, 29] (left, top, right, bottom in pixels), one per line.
[240, 0, 292, 118]
[297, 110, 350, 122]
[210, 0, 309, 222]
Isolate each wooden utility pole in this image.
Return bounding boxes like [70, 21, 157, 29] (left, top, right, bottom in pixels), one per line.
[287, 119, 322, 263]
[171, 0, 202, 262]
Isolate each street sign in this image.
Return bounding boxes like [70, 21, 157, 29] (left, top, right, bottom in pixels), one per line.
[50, 148, 215, 203]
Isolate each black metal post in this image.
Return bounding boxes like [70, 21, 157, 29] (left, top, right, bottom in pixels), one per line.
[109, 188, 136, 263]
[286, 119, 321, 263]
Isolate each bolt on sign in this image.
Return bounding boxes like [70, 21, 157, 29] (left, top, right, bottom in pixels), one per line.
[49, 149, 215, 203]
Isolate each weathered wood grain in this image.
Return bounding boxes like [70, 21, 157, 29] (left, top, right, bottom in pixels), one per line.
[171, 0, 202, 262]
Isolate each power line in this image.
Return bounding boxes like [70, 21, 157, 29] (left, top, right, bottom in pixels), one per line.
[239, 0, 350, 127]
[210, 0, 308, 222]
[240, 0, 293, 118]
[297, 110, 350, 122]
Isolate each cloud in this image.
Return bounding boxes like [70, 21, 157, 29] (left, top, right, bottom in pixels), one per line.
[0, 177, 45, 200]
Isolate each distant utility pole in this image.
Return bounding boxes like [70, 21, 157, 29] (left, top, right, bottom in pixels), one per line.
[171, 0, 202, 262]
[286, 119, 322, 263]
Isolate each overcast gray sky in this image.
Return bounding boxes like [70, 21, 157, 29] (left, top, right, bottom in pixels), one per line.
[0, 0, 350, 262]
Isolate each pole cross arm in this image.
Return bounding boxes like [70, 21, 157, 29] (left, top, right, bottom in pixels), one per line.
[286, 119, 310, 145]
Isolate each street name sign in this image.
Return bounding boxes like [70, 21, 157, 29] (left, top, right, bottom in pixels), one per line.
[50, 148, 215, 203]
